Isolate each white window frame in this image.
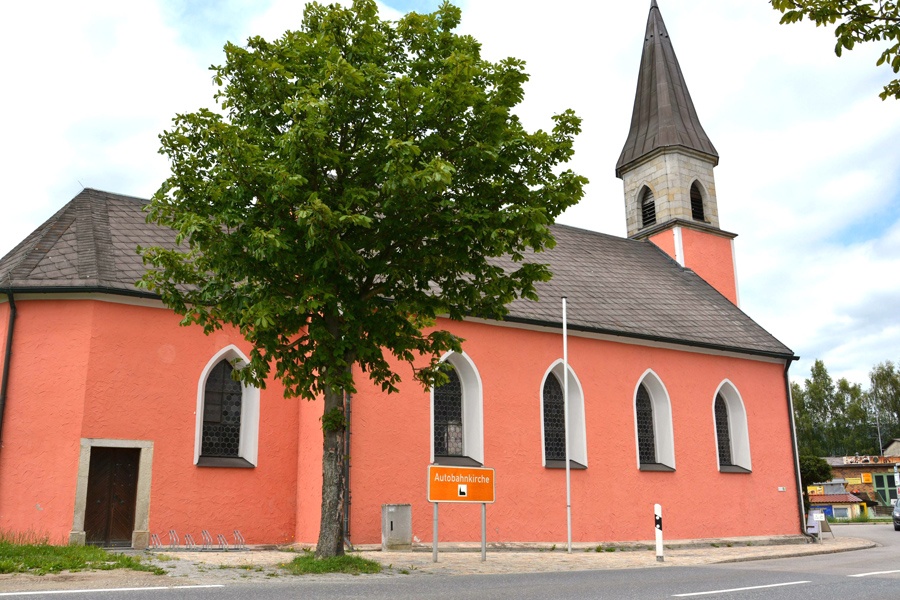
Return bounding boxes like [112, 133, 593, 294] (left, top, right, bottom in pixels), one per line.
[539, 360, 587, 468]
[633, 370, 675, 470]
[713, 380, 751, 472]
[430, 351, 484, 465]
[195, 345, 260, 467]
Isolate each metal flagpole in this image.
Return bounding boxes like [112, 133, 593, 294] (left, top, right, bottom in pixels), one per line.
[562, 297, 572, 553]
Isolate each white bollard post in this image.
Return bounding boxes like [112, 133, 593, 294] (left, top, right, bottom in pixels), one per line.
[655, 504, 663, 562]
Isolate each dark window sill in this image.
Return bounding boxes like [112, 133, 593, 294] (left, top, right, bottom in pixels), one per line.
[545, 459, 587, 470]
[433, 456, 482, 467]
[639, 463, 675, 472]
[719, 464, 751, 474]
[197, 456, 255, 468]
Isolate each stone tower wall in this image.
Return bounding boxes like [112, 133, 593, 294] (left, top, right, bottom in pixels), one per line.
[621, 148, 718, 238]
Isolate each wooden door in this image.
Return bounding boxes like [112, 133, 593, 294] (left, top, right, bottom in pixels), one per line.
[84, 447, 140, 547]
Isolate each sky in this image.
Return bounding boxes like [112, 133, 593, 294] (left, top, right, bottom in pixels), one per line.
[1, 0, 898, 387]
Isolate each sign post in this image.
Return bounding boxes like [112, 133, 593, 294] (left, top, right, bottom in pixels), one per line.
[812, 510, 825, 541]
[428, 465, 495, 563]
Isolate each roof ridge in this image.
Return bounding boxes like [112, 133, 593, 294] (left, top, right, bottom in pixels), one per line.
[6, 202, 78, 281]
[75, 191, 116, 281]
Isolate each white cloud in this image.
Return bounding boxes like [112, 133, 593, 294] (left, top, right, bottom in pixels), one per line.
[1, 0, 898, 388]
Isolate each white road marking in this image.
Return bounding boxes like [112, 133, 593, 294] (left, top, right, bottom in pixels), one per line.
[672, 580, 810, 597]
[0, 585, 224, 596]
[849, 569, 900, 577]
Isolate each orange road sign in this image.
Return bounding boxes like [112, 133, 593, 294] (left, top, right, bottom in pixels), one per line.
[428, 465, 495, 503]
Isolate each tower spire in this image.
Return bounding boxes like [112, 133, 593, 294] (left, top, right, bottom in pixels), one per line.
[616, 0, 717, 177]
[615, 2, 739, 306]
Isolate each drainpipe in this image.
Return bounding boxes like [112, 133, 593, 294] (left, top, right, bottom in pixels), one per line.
[0, 288, 17, 448]
[784, 358, 815, 541]
[343, 390, 352, 550]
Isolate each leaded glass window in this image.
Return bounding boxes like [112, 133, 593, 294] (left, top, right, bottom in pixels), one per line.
[636, 384, 656, 464]
[434, 366, 463, 456]
[543, 374, 566, 461]
[202, 360, 243, 457]
[715, 393, 733, 466]
[641, 187, 656, 228]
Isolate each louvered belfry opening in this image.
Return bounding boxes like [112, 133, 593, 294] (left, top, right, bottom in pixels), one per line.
[690, 182, 705, 221]
[636, 384, 656, 464]
[640, 187, 656, 228]
[202, 360, 244, 457]
[543, 374, 567, 461]
[715, 394, 733, 466]
[434, 366, 463, 457]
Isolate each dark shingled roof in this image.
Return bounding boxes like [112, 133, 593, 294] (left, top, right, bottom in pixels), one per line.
[0, 188, 180, 297]
[0, 189, 793, 359]
[616, 0, 718, 177]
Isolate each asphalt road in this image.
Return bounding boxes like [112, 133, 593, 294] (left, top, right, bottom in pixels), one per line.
[1, 525, 898, 599]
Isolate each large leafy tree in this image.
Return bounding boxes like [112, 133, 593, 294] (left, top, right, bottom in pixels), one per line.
[138, 1, 585, 558]
[770, 0, 900, 100]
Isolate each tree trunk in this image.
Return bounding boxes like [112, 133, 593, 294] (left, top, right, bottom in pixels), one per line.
[316, 385, 345, 558]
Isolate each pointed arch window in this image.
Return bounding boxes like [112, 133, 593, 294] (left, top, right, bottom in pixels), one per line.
[541, 362, 587, 469]
[431, 352, 483, 466]
[633, 371, 675, 471]
[714, 382, 752, 473]
[690, 182, 705, 221]
[635, 384, 656, 464]
[714, 394, 732, 466]
[542, 374, 566, 462]
[202, 360, 243, 458]
[434, 366, 463, 457]
[195, 346, 260, 468]
[640, 186, 656, 228]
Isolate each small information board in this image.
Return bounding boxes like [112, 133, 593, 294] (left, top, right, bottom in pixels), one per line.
[428, 465, 495, 503]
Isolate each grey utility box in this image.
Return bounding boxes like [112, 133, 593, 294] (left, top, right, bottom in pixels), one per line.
[381, 504, 412, 551]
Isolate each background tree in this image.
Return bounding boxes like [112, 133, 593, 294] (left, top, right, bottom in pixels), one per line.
[770, 0, 900, 100]
[138, 1, 585, 558]
[798, 454, 833, 510]
[792, 359, 878, 456]
[870, 360, 900, 443]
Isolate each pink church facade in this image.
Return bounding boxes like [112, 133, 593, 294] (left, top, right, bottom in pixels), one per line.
[0, 2, 804, 549]
[0, 294, 800, 547]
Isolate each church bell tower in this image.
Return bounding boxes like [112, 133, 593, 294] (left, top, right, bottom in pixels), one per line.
[616, 1, 740, 305]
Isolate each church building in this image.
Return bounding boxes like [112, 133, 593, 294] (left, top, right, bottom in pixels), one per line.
[0, 2, 803, 549]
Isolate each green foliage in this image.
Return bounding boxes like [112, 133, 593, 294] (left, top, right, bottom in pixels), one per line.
[320, 406, 346, 432]
[281, 551, 382, 575]
[770, 0, 900, 100]
[0, 534, 164, 576]
[792, 359, 880, 456]
[798, 454, 833, 487]
[870, 360, 900, 437]
[139, 0, 585, 401]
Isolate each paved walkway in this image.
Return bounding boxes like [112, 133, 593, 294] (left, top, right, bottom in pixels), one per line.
[0, 533, 876, 592]
[147, 533, 872, 577]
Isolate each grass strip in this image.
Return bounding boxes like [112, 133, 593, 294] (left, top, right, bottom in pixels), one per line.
[0, 540, 164, 576]
[281, 552, 382, 575]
